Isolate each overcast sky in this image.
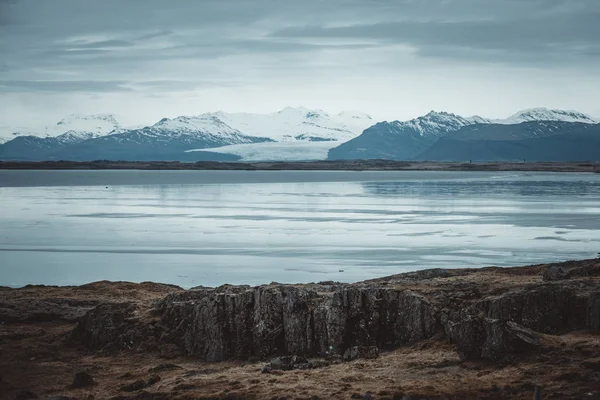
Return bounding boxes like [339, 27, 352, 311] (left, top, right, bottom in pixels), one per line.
[1, 0, 599, 128]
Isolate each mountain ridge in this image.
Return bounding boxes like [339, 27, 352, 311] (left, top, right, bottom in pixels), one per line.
[328, 108, 598, 162]
[1, 107, 598, 162]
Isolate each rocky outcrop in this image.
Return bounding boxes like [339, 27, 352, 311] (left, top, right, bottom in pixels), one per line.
[152, 286, 438, 362]
[442, 281, 596, 361]
[70, 302, 156, 351]
[68, 259, 600, 364]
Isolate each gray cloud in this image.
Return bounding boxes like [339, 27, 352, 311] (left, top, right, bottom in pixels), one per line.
[271, 7, 600, 64]
[0, 80, 132, 93]
[0, 0, 599, 128]
[67, 39, 134, 49]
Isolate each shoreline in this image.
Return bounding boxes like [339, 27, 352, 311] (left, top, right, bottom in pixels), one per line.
[1, 159, 599, 173]
[1, 258, 599, 399]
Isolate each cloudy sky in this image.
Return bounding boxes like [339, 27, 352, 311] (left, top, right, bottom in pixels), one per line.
[1, 0, 599, 128]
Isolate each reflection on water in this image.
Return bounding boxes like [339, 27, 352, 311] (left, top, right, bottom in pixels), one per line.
[0, 170, 599, 288]
[362, 179, 596, 197]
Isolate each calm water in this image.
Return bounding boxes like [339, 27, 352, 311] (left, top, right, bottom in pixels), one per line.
[1, 170, 600, 288]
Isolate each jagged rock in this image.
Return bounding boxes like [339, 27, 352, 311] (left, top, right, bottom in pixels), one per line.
[71, 371, 95, 388]
[70, 263, 599, 365]
[482, 284, 588, 334]
[157, 286, 438, 361]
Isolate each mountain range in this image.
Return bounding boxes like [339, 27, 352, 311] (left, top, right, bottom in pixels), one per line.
[0, 107, 598, 162]
[328, 109, 600, 162]
[0, 108, 373, 161]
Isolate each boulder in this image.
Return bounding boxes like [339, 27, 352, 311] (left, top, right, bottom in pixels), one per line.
[481, 320, 544, 362]
[71, 303, 139, 350]
[482, 284, 588, 334]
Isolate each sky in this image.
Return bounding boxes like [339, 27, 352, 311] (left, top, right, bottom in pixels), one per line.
[1, 0, 599, 129]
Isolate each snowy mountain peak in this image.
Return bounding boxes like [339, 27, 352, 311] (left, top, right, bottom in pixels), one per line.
[391, 110, 477, 137]
[501, 108, 597, 124]
[0, 114, 123, 143]
[56, 113, 119, 127]
[53, 113, 121, 133]
[152, 114, 241, 136]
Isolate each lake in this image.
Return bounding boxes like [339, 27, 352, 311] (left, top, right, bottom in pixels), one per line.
[1, 170, 599, 288]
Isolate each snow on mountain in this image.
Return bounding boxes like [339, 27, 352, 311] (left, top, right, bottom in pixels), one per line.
[0, 126, 40, 142]
[145, 115, 254, 143]
[203, 107, 374, 142]
[387, 111, 484, 138]
[498, 108, 597, 125]
[0, 114, 123, 143]
[51, 114, 122, 136]
[181, 107, 375, 161]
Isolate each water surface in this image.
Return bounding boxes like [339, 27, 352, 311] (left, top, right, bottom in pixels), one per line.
[1, 170, 599, 288]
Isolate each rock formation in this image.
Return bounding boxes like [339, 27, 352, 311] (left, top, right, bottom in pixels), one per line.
[68, 259, 600, 363]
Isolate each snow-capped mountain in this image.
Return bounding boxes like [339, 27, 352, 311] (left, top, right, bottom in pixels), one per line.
[2, 106, 598, 162]
[181, 107, 374, 162]
[0, 115, 126, 161]
[20, 115, 274, 162]
[387, 111, 485, 138]
[497, 108, 597, 125]
[50, 114, 122, 138]
[0, 114, 123, 143]
[328, 108, 599, 161]
[205, 107, 373, 142]
[141, 115, 264, 145]
[328, 111, 485, 160]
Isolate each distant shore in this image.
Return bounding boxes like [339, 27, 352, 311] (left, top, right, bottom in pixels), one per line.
[1, 159, 599, 172]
